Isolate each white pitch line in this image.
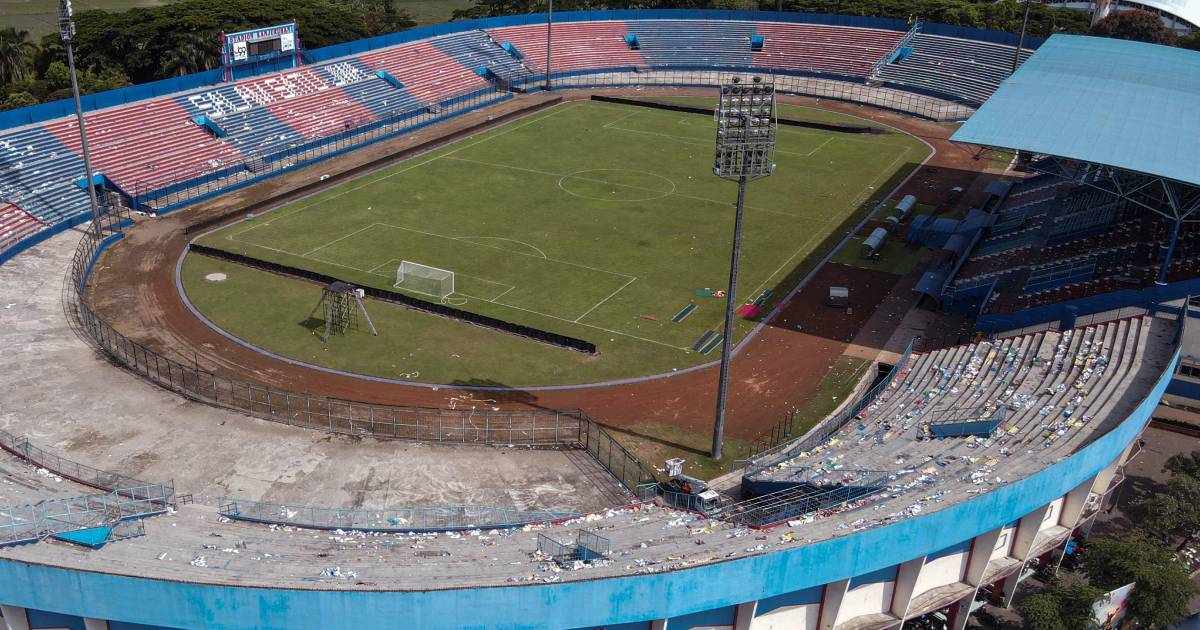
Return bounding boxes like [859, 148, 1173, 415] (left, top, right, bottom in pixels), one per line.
[372, 221, 635, 280]
[735, 145, 915, 308]
[603, 124, 831, 158]
[443, 156, 803, 219]
[574, 276, 637, 323]
[489, 285, 516, 303]
[455, 236, 548, 259]
[491, 296, 687, 351]
[226, 103, 581, 241]
[302, 223, 377, 256]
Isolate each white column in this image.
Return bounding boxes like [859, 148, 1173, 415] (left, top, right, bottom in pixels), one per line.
[651, 619, 668, 630]
[951, 527, 1005, 630]
[818, 578, 851, 630]
[1002, 504, 1051, 607]
[83, 618, 109, 630]
[1060, 477, 1096, 529]
[0, 606, 29, 630]
[890, 555, 927, 621]
[734, 601, 758, 630]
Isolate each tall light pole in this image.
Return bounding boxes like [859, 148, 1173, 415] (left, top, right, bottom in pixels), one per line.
[544, 0, 553, 90]
[1012, 0, 1031, 76]
[58, 0, 104, 240]
[710, 75, 777, 460]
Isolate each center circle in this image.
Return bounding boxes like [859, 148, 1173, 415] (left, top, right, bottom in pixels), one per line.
[557, 169, 676, 202]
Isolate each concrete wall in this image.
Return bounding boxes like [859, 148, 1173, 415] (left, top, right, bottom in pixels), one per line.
[0, 355, 1175, 628]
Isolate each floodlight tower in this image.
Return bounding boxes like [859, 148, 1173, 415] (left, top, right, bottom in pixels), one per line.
[544, 0, 554, 90]
[58, 0, 104, 240]
[710, 75, 777, 460]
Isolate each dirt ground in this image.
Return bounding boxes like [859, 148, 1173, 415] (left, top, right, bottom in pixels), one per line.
[87, 88, 990, 441]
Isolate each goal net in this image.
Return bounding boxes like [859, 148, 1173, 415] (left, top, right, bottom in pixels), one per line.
[395, 260, 455, 299]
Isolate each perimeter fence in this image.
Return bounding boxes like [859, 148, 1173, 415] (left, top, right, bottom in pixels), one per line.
[520, 68, 977, 122]
[67, 223, 656, 500]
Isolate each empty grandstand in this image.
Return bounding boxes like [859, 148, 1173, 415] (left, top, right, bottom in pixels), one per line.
[0, 11, 1040, 264]
[1, 10, 1195, 630]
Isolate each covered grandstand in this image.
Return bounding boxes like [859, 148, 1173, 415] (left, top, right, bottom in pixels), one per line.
[0, 11, 1194, 630]
[908, 36, 1200, 335]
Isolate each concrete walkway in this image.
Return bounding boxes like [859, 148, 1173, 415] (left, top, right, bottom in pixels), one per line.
[0, 230, 622, 513]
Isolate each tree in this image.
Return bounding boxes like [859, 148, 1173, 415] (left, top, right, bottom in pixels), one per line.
[1129, 450, 1200, 545]
[1082, 534, 1196, 629]
[1019, 572, 1104, 630]
[42, 61, 71, 92]
[68, 0, 375, 84]
[160, 31, 222, 77]
[1182, 31, 1200, 51]
[0, 27, 37, 85]
[1090, 9, 1178, 45]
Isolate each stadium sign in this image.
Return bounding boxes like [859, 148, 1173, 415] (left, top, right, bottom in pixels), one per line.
[221, 23, 300, 81]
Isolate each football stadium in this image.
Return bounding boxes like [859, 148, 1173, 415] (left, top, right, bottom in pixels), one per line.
[0, 6, 1198, 630]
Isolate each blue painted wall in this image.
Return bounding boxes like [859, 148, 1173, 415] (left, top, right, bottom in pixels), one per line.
[756, 585, 823, 615]
[0, 348, 1174, 630]
[28, 608, 86, 630]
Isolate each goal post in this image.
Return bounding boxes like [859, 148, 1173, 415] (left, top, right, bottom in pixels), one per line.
[395, 260, 455, 299]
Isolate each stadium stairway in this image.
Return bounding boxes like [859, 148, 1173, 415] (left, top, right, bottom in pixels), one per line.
[879, 34, 1034, 104]
[360, 38, 495, 103]
[752, 23, 903, 78]
[746, 316, 1161, 500]
[431, 31, 534, 84]
[0, 203, 44, 253]
[627, 20, 757, 68]
[0, 125, 90, 225]
[488, 21, 647, 74]
[41, 97, 243, 197]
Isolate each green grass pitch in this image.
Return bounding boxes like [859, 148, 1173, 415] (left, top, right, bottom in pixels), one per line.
[183, 99, 931, 386]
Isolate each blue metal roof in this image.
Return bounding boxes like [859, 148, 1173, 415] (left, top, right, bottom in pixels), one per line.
[952, 35, 1200, 187]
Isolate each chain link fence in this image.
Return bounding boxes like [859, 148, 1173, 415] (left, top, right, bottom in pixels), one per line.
[67, 224, 657, 500]
[0, 483, 174, 547]
[518, 68, 976, 122]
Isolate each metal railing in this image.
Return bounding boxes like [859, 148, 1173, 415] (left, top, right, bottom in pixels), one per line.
[741, 339, 916, 477]
[218, 498, 576, 533]
[869, 21, 923, 82]
[537, 529, 611, 563]
[0, 428, 151, 493]
[721, 469, 895, 528]
[0, 483, 174, 547]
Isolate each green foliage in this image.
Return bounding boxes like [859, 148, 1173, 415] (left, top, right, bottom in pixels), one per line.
[68, 0, 375, 84]
[1082, 533, 1197, 629]
[780, 0, 1090, 36]
[1130, 450, 1200, 543]
[0, 27, 37, 84]
[1, 92, 39, 110]
[42, 61, 71, 92]
[1019, 573, 1104, 630]
[1090, 9, 1178, 45]
[452, 0, 712, 20]
[1182, 31, 1200, 51]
